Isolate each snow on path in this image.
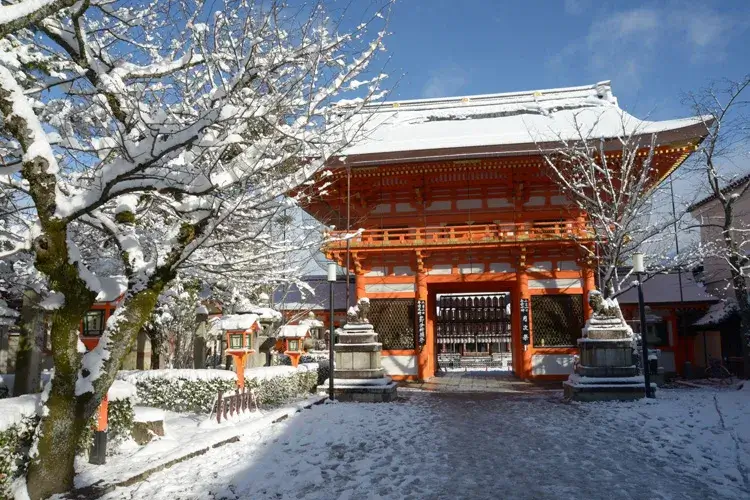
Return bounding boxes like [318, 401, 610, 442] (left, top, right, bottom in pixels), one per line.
[100, 388, 750, 500]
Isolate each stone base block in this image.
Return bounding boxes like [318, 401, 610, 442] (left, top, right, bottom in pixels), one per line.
[334, 368, 385, 379]
[131, 420, 165, 445]
[576, 365, 638, 378]
[563, 380, 656, 402]
[324, 379, 398, 402]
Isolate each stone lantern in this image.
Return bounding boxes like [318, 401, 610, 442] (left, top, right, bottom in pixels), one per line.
[221, 313, 260, 388]
[276, 324, 311, 367]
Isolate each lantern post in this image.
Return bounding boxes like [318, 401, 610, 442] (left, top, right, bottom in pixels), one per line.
[633, 252, 654, 398]
[328, 262, 336, 401]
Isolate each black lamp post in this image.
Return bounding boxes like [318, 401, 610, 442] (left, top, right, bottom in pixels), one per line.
[327, 262, 336, 401]
[633, 252, 654, 398]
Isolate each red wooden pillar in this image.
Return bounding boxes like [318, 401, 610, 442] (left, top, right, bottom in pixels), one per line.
[355, 271, 366, 301]
[416, 264, 432, 379]
[514, 266, 531, 378]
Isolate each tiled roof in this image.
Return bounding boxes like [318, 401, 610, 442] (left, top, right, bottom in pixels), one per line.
[687, 172, 750, 213]
[339, 81, 709, 163]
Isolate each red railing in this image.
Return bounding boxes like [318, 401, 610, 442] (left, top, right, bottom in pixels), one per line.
[327, 221, 593, 250]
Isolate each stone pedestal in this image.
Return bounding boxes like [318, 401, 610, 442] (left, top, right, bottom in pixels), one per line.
[326, 322, 397, 402]
[563, 302, 655, 402]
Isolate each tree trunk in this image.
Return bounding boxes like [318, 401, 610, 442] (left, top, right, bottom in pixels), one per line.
[26, 287, 162, 499]
[13, 288, 46, 396]
[25, 303, 92, 500]
[26, 374, 89, 498]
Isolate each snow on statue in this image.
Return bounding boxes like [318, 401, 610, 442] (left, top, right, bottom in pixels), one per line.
[0, 0, 393, 497]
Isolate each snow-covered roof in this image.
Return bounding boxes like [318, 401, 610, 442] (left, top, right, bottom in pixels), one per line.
[340, 81, 708, 164]
[220, 313, 260, 331]
[694, 300, 738, 327]
[299, 317, 324, 328]
[277, 324, 311, 338]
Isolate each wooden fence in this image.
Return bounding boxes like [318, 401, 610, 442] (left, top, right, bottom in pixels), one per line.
[214, 387, 259, 423]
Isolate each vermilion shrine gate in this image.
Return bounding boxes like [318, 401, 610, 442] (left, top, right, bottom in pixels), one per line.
[301, 82, 707, 381]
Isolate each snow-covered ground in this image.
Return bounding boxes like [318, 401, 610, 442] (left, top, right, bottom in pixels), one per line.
[97, 386, 749, 500]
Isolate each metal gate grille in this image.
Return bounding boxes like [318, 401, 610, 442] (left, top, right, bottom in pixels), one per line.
[436, 294, 511, 352]
[368, 299, 415, 350]
[531, 294, 584, 347]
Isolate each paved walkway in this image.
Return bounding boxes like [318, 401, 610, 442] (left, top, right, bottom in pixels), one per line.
[101, 388, 750, 500]
[400, 371, 562, 394]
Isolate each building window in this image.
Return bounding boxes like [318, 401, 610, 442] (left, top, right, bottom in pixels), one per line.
[531, 294, 584, 347]
[82, 310, 104, 337]
[368, 299, 415, 350]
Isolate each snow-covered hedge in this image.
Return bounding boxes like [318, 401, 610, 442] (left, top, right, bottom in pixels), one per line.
[118, 364, 319, 414]
[0, 382, 136, 497]
[117, 369, 237, 413]
[0, 395, 37, 497]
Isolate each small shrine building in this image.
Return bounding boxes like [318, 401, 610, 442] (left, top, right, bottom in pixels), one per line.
[301, 82, 708, 381]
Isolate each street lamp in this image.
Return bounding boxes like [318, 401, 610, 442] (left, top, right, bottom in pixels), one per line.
[327, 262, 336, 401]
[632, 252, 654, 398]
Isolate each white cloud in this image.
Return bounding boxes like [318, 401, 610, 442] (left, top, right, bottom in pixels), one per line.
[421, 65, 468, 98]
[552, 3, 746, 89]
[564, 0, 589, 16]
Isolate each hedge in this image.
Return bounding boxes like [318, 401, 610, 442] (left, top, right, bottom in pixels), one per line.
[0, 396, 134, 499]
[118, 364, 319, 414]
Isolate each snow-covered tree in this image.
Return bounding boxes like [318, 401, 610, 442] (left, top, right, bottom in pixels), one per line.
[684, 75, 750, 378]
[148, 278, 202, 368]
[538, 116, 684, 299]
[0, 0, 391, 496]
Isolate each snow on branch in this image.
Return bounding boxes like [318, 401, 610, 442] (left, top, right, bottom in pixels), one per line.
[534, 112, 680, 297]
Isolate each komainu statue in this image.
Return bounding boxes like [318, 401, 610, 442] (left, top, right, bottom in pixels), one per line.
[346, 297, 371, 325]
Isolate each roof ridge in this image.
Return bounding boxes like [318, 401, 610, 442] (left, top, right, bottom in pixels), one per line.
[687, 172, 750, 212]
[361, 81, 612, 110]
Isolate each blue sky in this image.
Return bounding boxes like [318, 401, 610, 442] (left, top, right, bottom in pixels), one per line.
[377, 0, 749, 121]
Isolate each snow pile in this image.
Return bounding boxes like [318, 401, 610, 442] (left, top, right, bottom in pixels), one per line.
[277, 324, 310, 338]
[133, 406, 165, 423]
[220, 314, 259, 331]
[108, 380, 137, 402]
[0, 394, 38, 432]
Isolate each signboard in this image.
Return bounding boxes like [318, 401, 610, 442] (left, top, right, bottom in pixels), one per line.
[415, 299, 426, 348]
[520, 298, 531, 345]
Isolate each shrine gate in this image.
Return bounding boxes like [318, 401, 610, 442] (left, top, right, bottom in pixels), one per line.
[300, 82, 707, 380]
